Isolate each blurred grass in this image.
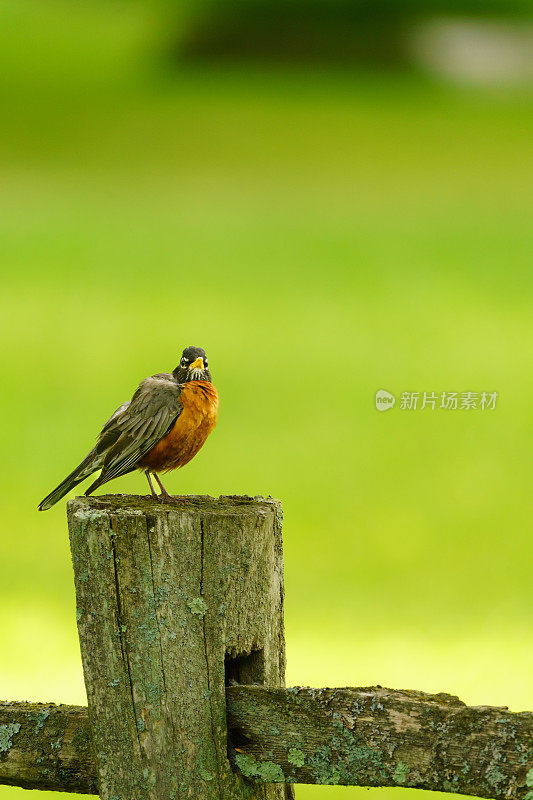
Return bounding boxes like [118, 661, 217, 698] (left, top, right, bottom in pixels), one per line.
[0, 4, 532, 800]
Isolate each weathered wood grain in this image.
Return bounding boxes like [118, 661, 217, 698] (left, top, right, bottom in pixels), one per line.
[227, 685, 533, 799]
[66, 494, 287, 800]
[2, 688, 531, 798]
[0, 701, 96, 794]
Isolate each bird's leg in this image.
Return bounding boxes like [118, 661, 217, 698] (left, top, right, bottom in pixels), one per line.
[145, 470, 158, 499]
[153, 473, 176, 503]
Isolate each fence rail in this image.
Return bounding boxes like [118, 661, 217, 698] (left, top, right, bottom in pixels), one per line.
[0, 495, 530, 800]
[1, 687, 532, 798]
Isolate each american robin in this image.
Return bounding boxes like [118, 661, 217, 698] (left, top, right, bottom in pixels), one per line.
[38, 346, 218, 510]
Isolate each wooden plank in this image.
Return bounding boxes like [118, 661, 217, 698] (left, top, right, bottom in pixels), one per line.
[2, 687, 531, 798]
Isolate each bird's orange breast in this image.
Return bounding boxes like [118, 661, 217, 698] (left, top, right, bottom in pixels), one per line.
[139, 382, 218, 472]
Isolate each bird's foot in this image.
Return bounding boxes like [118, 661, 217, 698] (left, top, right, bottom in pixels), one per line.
[157, 491, 179, 505]
[152, 473, 178, 504]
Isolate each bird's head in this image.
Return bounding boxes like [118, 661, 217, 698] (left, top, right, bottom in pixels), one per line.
[173, 346, 211, 383]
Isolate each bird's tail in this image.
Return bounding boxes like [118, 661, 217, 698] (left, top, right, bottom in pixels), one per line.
[38, 449, 100, 511]
[84, 465, 135, 498]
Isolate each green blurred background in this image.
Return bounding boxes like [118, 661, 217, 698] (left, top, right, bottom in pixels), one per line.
[1, 2, 532, 800]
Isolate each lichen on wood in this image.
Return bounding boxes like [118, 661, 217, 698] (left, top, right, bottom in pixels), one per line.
[226, 685, 533, 799]
[0, 702, 96, 794]
[0, 723, 21, 753]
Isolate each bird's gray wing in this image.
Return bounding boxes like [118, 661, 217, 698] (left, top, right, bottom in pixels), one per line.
[89, 374, 183, 489]
[94, 400, 132, 455]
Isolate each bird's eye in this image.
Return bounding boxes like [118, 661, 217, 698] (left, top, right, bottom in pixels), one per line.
[180, 359, 187, 367]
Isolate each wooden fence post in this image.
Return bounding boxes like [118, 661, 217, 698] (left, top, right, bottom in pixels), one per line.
[67, 494, 287, 800]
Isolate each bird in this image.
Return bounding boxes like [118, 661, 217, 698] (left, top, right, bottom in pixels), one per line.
[38, 346, 218, 511]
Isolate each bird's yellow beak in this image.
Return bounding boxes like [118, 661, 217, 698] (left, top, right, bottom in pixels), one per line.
[188, 357, 204, 371]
